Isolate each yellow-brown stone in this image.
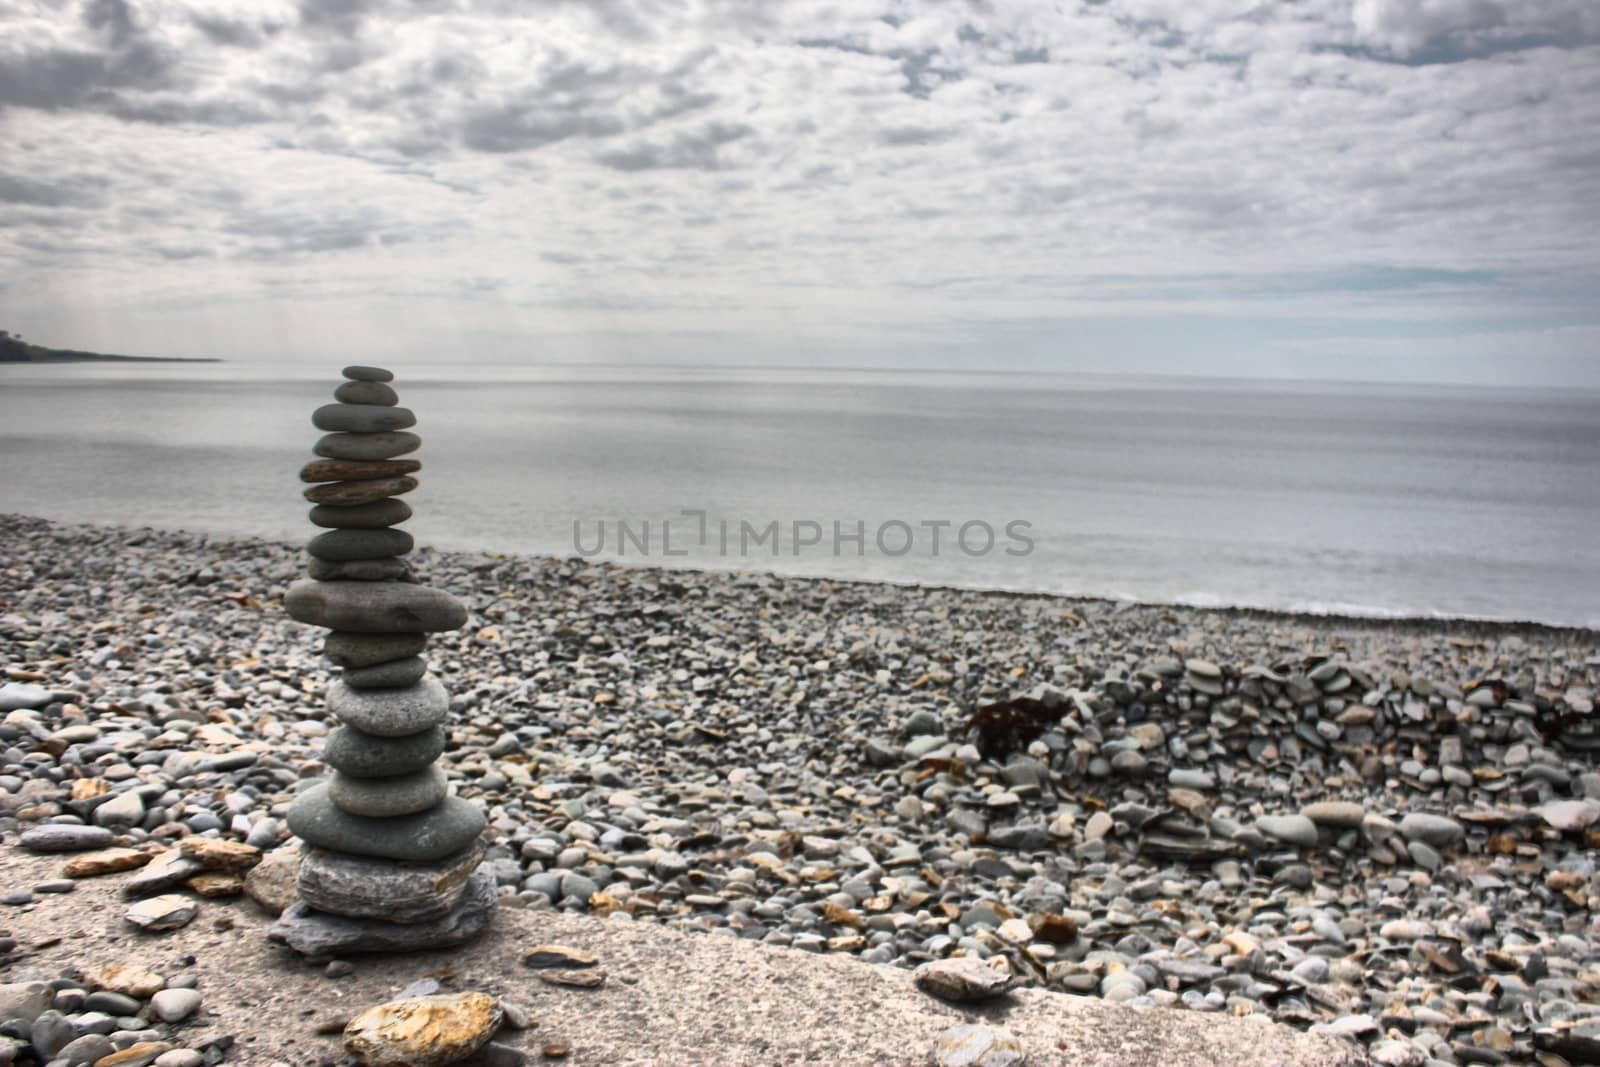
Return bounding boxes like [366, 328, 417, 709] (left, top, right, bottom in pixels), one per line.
[93, 1041, 173, 1066]
[179, 837, 261, 872]
[63, 848, 152, 878]
[186, 871, 246, 897]
[71, 778, 109, 801]
[87, 963, 166, 998]
[344, 992, 503, 1067]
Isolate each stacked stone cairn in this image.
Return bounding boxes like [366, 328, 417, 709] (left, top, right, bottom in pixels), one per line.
[268, 365, 496, 954]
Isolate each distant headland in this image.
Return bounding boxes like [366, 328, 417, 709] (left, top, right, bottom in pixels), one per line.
[0, 329, 219, 364]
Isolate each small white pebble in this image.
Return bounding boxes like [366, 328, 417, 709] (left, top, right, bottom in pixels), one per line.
[154, 1052, 206, 1067]
[150, 987, 203, 1023]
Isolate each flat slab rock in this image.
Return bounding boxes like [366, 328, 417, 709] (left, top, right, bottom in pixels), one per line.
[269, 865, 497, 955]
[297, 844, 484, 923]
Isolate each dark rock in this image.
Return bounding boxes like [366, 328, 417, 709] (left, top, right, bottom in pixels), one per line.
[287, 785, 484, 861]
[342, 656, 428, 689]
[311, 403, 416, 433]
[309, 498, 414, 530]
[286, 579, 467, 632]
[268, 865, 496, 954]
[327, 676, 448, 736]
[324, 631, 429, 668]
[323, 725, 446, 778]
[307, 528, 414, 562]
[314, 431, 421, 461]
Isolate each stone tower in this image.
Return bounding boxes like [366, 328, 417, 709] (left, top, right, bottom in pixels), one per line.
[269, 365, 496, 954]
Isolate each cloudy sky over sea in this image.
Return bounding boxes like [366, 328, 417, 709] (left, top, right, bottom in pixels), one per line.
[2, 0, 1597, 384]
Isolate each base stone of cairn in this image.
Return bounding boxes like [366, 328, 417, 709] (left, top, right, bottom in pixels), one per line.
[268, 364, 496, 955]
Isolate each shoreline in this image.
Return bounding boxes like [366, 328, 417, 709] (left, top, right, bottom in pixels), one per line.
[6, 512, 1595, 639]
[3, 511, 1598, 1064]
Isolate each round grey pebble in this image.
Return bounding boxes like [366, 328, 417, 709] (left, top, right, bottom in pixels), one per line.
[342, 656, 428, 690]
[342, 364, 394, 382]
[311, 403, 416, 434]
[334, 380, 398, 405]
[322, 724, 446, 778]
[314, 430, 422, 461]
[309, 498, 413, 530]
[286, 784, 485, 862]
[324, 631, 428, 669]
[328, 766, 448, 818]
[327, 676, 448, 736]
[306, 527, 414, 563]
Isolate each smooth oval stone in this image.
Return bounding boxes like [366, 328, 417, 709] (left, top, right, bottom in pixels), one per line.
[296, 842, 483, 922]
[312, 403, 416, 433]
[314, 431, 421, 461]
[343, 364, 394, 382]
[328, 675, 448, 736]
[310, 498, 414, 530]
[303, 476, 417, 507]
[334, 380, 398, 406]
[324, 631, 427, 669]
[328, 767, 448, 818]
[287, 784, 484, 862]
[307, 528, 414, 562]
[323, 725, 446, 778]
[287, 579, 467, 632]
[343, 655, 428, 689]
[300, 458, 420, 484]
[308, 557, 416, 582]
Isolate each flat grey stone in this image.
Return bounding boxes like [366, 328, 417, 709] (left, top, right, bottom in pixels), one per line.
[307, 528, 414, 562]
[1398, 812, 1464, 848]
[297, 843, 483, 922]
[329, 766, 447, 817]
[343, 655, 428, 689]
[269, 864, 496, 954]
[287, 784, 484, 861]
[122, 851, 206, 897]
[307, 557, 417, 582]
[18, 825, 115, 852]
[0, 682, 52, 711]
[314, 430, 422, 461]
[328, 676, 448, 736]
[310, 499, 413, 530]
[334, 380, 398, 405]
[342, 364, 394, 382]
[286, 579, 467, 632]
[1255, 814, 1320, 847]
[324, 631, 429, 669]
[312, 403, 416, 433]
[323, 725, 446, 778]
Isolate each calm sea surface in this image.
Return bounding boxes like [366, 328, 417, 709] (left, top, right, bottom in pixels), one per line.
[2, 362, 1596, 628]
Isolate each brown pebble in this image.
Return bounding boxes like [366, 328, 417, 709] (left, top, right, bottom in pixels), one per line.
[300, 458, 421, 484]
[537, 969, 605, 990]
[542, 1042, 571, 1059]
[62, 848, 152, 878]
[303, 476, 418, 507]
[185, 872, 245, 898]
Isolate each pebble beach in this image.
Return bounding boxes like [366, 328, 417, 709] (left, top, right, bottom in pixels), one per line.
[3, 512, 1599, 1066]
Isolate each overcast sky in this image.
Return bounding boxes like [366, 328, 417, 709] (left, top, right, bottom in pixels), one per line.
[1, 0, 1597, 385]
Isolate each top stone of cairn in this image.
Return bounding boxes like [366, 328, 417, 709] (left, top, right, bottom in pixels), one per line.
[343, 364, 394, 382]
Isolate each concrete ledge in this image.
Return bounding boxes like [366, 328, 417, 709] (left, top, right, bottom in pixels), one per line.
[0, 847, 1368, 1065]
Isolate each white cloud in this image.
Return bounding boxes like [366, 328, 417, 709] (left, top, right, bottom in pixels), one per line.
[0, 0, 1595, 382]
